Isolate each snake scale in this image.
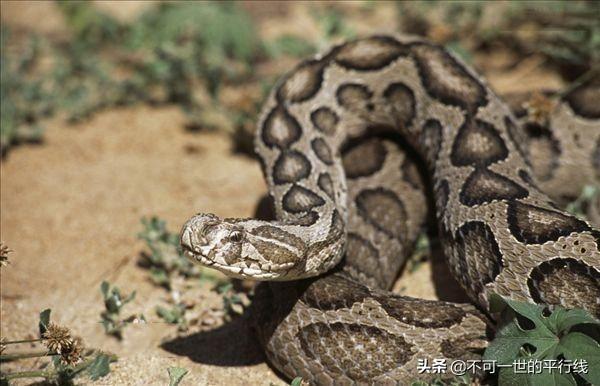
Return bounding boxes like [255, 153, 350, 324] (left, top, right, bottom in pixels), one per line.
[180, 35, 600, 384]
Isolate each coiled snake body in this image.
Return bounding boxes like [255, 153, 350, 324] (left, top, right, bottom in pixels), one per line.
[180, 35, 600, 384]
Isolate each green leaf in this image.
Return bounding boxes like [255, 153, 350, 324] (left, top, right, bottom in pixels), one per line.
[39, 308, 51, 336]
[553, 308, 600, 333]
[290, 377, 304, 386]
[87, 353, 111, 380]
[167, 366, 188, 386]
[100, 281, 109, 299]
[559, 332, 600, 384]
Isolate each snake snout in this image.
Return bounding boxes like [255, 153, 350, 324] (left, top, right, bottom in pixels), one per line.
[180, 214, 216, 254]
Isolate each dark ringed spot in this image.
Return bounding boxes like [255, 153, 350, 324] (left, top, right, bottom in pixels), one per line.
[334, 35, 409, 71]
[301, 274, 370, 310]
[383, 82, 416, 129]
[311, 137, 334, 165]
[409, 42, 488, 114]
[282, 185, 326, 213]
[356, 188, 407, 241]
[342, 138, 387, 178]
[523, 122, 561, 181]
[507, 201, 591, 244]
[453, 221, 504, 298]
[459, 168, 528, 206]
[272, 150, 311, 184]
[562, 78, 600, 119]
[343, 233, 385, 288]
[401, 157, 424, 191]
[419, 119, 443, 167]
[310, 107, 339, 135]
[450, 118, 509, 167]
[297, 322, 414, 381]
[528, 258, 600, 318]
[261, 106, 302, 149]
[317, 173, 335, 200]
[518, 169, 539, 190]
[376, 295, 467, 328]
[336, 83, 374, 114]
[504, 115, 530, 162]
[276, 59, 326, 103]
[435, 179, 450, 218]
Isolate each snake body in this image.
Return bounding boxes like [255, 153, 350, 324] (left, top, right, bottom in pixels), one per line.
[180, 35, 600, 384]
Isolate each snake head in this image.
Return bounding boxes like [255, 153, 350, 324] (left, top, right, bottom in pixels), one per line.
[181, 213, 307, 280]
[180, 213, 246, 271]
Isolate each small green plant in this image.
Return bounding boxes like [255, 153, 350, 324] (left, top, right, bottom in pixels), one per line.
[156, 303, 189, 332]
[0, 243, 11, 267]
[484, 294, 600, 385]
[99, 281, 144, 339]
[406, 233, 431, 273]
[0, 309, 115, 384]
[138, 216, 223, 289]
[214, 281, 250, 320]
[167, 366, 188, 386]
[566, 185, 599, 221]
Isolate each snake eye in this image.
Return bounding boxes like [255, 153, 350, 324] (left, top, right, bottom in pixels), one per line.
[228, 231, 243, 242]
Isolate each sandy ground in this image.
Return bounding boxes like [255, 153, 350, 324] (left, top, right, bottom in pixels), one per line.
[0, 1, 568, 385]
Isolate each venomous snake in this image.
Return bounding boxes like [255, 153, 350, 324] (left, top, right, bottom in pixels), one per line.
[180, 35, 600, 384]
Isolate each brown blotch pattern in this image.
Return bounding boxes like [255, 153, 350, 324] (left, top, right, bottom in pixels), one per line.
[251, 239, 301, 265]
[251, 225, 306, 252]
[276, 59, 326, 103]
[334, 36, 408, 71]
[317, 172, 335, 200]
[507, 201, 591, 244]
[298, 322, 415, 381]
[272, 150, 311, 185]
[453, 221, 504, 296]
[524, 123, 561, 181]
[401, 157, 424, 191]
[301, 274, 370, 311]
[435, 179, 450, 218]
[356, 188, 407, 241]
[459, 168, 528, 206]
[376, 296, 467, 328]
[450, 118, 509, 167]
[383, 82, 416, 129]
[409, 43, 487, 114]
[336, 83, 374, 114]
[310, 107, 339, 136]
[344, 233, 385, 288]
[311, 137, 334, 165]
[261, 106, 303, 149]
[282, 185, 326, 213]
[528, 258, 600, 318]
[419, 119, 444, 167]
[562, 78, 600, 119]
[504, 115, 530, 162]
[440, 337, 482, 361]
[342, 138, 387, 178]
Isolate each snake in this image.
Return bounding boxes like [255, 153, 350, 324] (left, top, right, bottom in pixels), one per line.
[180, 35, 600, 384]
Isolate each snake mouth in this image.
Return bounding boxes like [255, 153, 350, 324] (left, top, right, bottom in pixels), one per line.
[182, 247, 293, 280]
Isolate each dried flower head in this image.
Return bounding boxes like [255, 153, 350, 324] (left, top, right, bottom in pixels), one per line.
[60, 336, 84, 365]
[0, 243, 12, 267]
[43, 323, 73, 354]
[524, 92, 555, 126]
